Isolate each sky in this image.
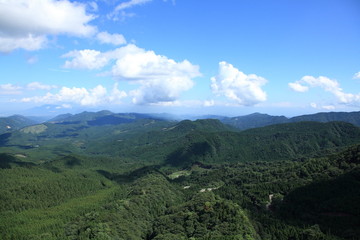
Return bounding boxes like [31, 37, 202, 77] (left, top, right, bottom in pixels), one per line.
[0, 0, 360, 117]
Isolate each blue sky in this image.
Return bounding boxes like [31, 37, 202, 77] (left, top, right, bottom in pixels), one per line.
[0, 0, 359, 117]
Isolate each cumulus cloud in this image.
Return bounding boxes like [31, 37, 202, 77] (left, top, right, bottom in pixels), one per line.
[210, 61, 267, 106]
[62, 44, 201, 104]
[112, 46, 200, 104]
[353, 72, 360, 79]
[27, 82, 58, 90]
[289, 75, 360, 106]
[62, 45, 140, 70]
[0, 0, 96, 52]
[96, 31, 126, 46]
[62, 49, 109, 70]
[21, 84, 127, 106]
[0, 84, 22, 95]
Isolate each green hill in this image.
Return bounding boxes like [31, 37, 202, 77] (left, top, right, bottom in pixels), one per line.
[165, 121, 360, 167]
[0, 115, 37, 134]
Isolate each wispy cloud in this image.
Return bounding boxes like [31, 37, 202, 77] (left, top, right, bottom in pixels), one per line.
[114, 0, 152, 11]
[108, 0, 172, 21]
[0, 84, 22, 95]
[26, 82, 58, 91]
[96, 31, 127, 46]
[26, 55, 38, 64]
[353, 72, 360, 79]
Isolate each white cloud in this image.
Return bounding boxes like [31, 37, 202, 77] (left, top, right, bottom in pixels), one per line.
[109, 83, 128, 103]
[310, 102, 317, 108]
[0, 0, 96, 52]
[114, 0, 152, 11]
[353, 72, 360, 79]
[56, 104, 72, 109]
[322, 105, 335, 110]
[62, 44, 201, 104]
[62, 45, 140, 70]
[96, 31, 126, 46]
[310, 102, 335, 110]
[203, 100, 215, 107]
[149, 100, 204, 107]
[0, 84, 22, 95]
[62, 49, 109, 70]
[211, 61, 267, 106]
[87, 2, 98, 12]
[288, 82, 309, 92]
[27, 82, 57, 90]
[26, 55, 38, 64]
[21, 84, 127, 106]
[108, 0, 172, 21]
[111, 46, 200, 104]
[0, 34, 47, 52]
[289, 75, 360, 106]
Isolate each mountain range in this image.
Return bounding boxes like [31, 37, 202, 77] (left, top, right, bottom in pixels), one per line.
[2, 110, 360, 134]
[1, 109, 360, 239]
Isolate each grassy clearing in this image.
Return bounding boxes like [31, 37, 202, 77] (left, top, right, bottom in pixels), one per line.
[168, 170, 191, 179]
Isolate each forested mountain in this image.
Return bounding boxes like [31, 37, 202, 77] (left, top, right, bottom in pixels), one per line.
[290, 111, 360, 125]
[221, 113, 289, 130]
[222, 111, 360, 130]
[1, 111, 360, 239]
[47, 110, 161, 125]
[0, 115, 38, 134]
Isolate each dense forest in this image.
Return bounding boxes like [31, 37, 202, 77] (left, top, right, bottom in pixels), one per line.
[0, 111, 359, 239]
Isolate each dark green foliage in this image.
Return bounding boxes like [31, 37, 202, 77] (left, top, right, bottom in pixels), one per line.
[152, 191, 259, 240]
[65, 172, 183, 240]
[0, 153, 16, 168]
[0, 132, 11, 146]
[280, 169, 360, 238]
[1, 113, 360, 239]
[165, 121, 360, 167]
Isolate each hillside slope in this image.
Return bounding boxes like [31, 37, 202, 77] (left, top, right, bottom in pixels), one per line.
[0, 115, 37, 134]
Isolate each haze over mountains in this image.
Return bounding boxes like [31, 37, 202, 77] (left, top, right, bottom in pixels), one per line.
[2, 110, 360, 134]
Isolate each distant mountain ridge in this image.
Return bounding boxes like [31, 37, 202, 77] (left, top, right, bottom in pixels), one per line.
[47, 111, 167, 126]
[47, 110, 360, 130]
[222, 111, 360, 130]
[1, 110, 360, 133]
